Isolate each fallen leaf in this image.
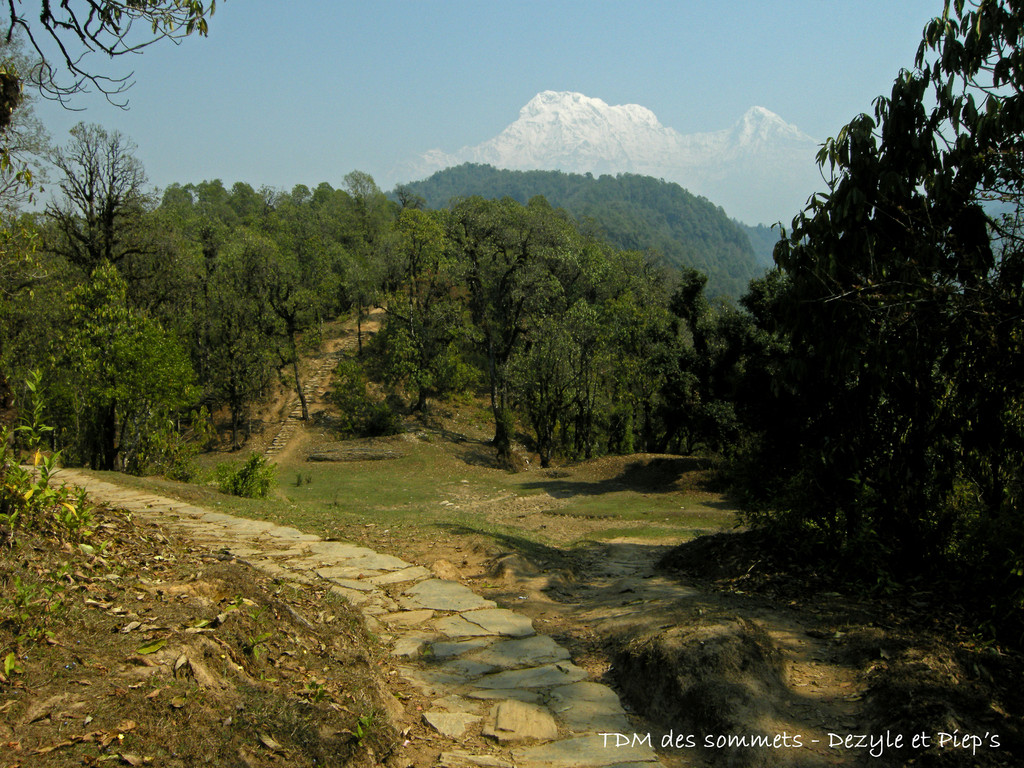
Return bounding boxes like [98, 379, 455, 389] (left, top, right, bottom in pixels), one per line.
[121, 621, 142, 633]
[145, 688, 161, 700]
[258, 732, 284, 752]
[169, 697, 186, 709]
[135, 639, 167, 655]
[119, 753, 144, 766]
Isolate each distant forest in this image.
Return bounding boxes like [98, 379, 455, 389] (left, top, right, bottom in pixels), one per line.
[397, 164, 769, 298]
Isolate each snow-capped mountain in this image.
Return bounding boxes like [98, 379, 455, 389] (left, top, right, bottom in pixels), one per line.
[394, 91, 824, 225]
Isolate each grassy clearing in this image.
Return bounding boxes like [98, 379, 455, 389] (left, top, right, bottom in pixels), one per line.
[77, 433, 738, 554]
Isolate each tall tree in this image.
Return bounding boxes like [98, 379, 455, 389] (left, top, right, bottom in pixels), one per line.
[46, 122, 154, 273]
[448, 196, 576, 463]
[739, 0, 1024, 594]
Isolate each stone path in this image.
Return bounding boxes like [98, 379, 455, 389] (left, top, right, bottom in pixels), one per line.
[265, 350, 343, 460]
[55, 469, 663, 768]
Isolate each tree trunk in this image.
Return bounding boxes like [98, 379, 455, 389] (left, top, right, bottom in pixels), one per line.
[290, 334, 309, 421]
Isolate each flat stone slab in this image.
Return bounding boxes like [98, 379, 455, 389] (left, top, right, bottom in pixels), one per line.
[345, 552, 416, 571]
[432, 694, 482, 715]
[548, 682, 632, 734]
[391, 635, 433, 658]
[467, 635, 566, 669]
[435, 614, 503, 637]
[483, 700, 558, 743]
[381, 609, 435, 627]
[474, 662, 588, 690]
[513, 735, 659, 767]
[402, 579, 497, 612]
[367, 565, 432, 586]
[400, 665, 471, 695]
[466, 688, 543, 704]
[315, 565, 382, 580]
[324, 577, 378, 592]
[434, 658, 497, 678]
[429, 638, 494, 659]
[265, 526, 320, 542]
[305, 540, 378, 559]
[423, 710, 482, 739]
[457, 609, 535, 638]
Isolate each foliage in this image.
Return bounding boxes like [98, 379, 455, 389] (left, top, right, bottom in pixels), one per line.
[219, 453, 276, 499]
[329, 356, 402, 438]
[397, 164, 765, 298]
[46, 122, 154, 272]
[45, 263, 198, 471]
[732, 0, 1024, 633]
[5, 0, 218, 107]
[0, 373, 94, 541]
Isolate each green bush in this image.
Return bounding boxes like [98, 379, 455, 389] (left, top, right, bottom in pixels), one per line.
[329, 357, 403, 438]
[219, 454, 276, 499]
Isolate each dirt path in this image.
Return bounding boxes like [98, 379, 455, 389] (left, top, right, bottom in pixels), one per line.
[54, 462, 885, 768]
[264, 309, 384, 463]
[55, 468, 666, 768]
[368, 531, 869, 768]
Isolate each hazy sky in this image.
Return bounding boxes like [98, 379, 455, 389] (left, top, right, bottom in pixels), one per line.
[30, 0, 944, 203]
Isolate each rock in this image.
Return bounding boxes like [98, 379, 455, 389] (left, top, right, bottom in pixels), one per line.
[402, 579, 497, 612]
[380, 609, 435, 627]
[513, 734, 660, 767]
[458, 609, 536, 638]
[474, 662, 589, 690]
[422, 710, 482, 738]
[439, 752, 514, 768]
[548, 682, 633, 734]
[431, 559, 464, 580]
[466, 635, 566, 669]
[482, 700, 558, 743]
[429, 638, 494, 659]
[367, 565, 432, 585]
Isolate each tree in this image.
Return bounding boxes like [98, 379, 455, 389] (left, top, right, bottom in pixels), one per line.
[46, 122, 154, 273]
[46, 263, 197, 471]
[3, 1, 217, 108]
[738, 0, 1024, 602]
[380, 208, 468, 411]
[448, 196, 576, 464]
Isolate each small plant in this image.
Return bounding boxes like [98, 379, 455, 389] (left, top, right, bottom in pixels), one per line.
[220, 454, 276, 499]
[354, 712, 375, 745]
[0, 373, 95, 541]
[245, 631, 274, 660]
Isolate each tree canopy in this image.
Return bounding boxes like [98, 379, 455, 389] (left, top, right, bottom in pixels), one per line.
[733, 0, 1024, 632]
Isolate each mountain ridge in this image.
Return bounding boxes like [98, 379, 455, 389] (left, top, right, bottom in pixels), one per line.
[396, 163, 767, 299]
[391, 91, 823, 225]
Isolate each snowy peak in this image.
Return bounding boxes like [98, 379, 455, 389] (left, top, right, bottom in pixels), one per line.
[519, 91, 663, 130]
[395, 91, 823, 224]
[728, 105, 812, 147]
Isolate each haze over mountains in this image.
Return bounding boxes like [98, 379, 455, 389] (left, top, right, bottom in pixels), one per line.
[392, 91, 825, 226]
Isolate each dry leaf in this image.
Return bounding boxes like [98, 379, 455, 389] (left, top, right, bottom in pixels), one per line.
[258, 732, 284, 752]
[145, 688, 161, 700]
[135, 639, 167, 655]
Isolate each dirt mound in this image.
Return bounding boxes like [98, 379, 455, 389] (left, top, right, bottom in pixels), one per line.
[612, 618, 790, 767]
[551, 454, 711, 491]
[0, 507, 402, 767]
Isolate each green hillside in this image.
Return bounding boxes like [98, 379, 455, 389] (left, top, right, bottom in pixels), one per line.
[396, 164, 766, 298]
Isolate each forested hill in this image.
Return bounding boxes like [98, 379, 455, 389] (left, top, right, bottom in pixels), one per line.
[395, 164, 765, 298]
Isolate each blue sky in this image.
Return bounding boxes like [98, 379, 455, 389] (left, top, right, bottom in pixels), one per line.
[31, 0, 944, 205]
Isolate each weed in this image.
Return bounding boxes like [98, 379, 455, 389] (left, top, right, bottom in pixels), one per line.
[245, 631, 274, 660]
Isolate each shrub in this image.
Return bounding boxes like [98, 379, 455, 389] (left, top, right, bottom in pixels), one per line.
[220, 454, 276, 499]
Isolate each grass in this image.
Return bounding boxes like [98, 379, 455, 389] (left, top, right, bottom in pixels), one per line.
[76, 427, 738, 555]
